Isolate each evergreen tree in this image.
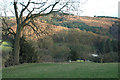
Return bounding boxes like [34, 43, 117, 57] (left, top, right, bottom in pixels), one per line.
[105, 39, 112, 53]
[111, 39, 118, 52]
[100, 40, 106, 54]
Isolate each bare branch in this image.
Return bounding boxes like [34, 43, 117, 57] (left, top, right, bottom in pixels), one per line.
[22, 1, 59, 26]
[23, 19, 39, 32]
[33, 3, 46, 10]
[22, 20, 31, 28]
[57, 1, 69, 12]
[30, 1, 60, 19]
[10, 9, 15, 15]
[1, 16, 16, 36]
[30, 20, 39, 31]
[26, 24, 40, 37]
[1, 18, 9, 28]
[2, 27, 16, 35]
[14, 0, 19, 24]
[23, 3, 47, 22]
[25, 9, 34, 21]
[20, 2, 31, 12]
[19, 0, 31, 18]
[30, 1, 47, 4]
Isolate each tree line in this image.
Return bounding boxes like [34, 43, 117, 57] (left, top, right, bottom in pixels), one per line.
[2, 27, 118, 67]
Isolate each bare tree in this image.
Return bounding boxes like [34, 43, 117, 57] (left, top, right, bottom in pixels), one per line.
[7, 0, 84, 65]
[0, 0, 15, 38]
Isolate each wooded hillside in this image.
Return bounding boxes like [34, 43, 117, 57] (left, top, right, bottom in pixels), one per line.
[2, 13, 119, 67]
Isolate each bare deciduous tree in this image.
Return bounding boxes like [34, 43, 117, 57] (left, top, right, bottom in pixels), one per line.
[4, 0, 84, 65]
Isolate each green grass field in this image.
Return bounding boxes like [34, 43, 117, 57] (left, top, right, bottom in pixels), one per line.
[2, 62, 118, 78]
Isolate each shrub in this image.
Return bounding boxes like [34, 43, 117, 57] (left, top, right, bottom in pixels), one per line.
[19, 37, 37, 63]
[1, 41, 13, 67]
[103, 52, 118, 62]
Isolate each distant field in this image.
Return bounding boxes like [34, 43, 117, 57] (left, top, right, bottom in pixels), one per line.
[2, 62, 118, 78]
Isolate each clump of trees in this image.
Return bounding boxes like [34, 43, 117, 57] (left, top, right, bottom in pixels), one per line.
[2, 24, 118, 67]
[93, 38, 118, 63]
[1, 0, 84, 65]
[1, 0, 118, 67]
[19, 37, 37, 63]
[22, 29, 118, 63]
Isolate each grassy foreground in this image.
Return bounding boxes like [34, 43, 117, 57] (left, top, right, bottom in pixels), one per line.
[2, 62, 118, 78]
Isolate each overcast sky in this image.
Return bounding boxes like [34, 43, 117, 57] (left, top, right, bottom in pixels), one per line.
[80, 0, 120, 17]
[0, 0, 120, 17]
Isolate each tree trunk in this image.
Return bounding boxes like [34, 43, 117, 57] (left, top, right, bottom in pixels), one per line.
[13, 25, 21, 65]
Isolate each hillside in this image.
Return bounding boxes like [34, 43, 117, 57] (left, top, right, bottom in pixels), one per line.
[2, 13, 119, 66]
[38, 13, 118, 39]
[7, 13, 118, 40]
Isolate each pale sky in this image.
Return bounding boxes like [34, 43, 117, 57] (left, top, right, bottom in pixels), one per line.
[0, 0, 120, 17]
[81, 0, 120, 17]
